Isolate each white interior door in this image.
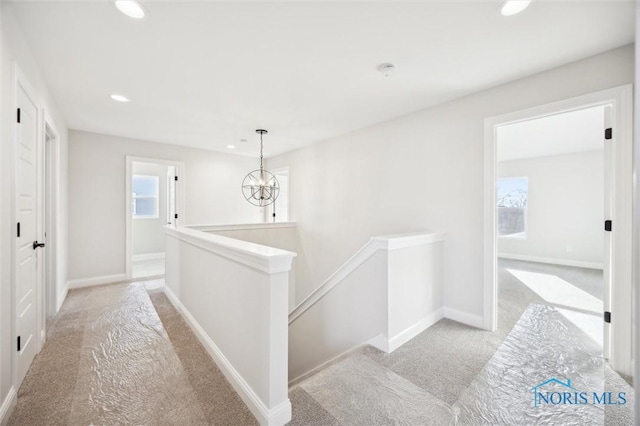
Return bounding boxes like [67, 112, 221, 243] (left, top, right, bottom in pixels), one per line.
[167, 166, 177, 225]
[15, 80, 41, 386]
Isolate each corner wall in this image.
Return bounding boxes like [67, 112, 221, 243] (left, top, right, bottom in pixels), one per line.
[68, 130, 263, 282]
[267, 45, 634, 321]
[0, 3, 69, 419]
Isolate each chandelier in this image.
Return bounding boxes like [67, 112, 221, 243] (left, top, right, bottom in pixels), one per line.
[242, 129, 280, 207]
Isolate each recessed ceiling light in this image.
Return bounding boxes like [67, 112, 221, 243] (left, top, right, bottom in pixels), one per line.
[227, 145, 236, 149]
[500, 0, 531, 16]
[110, 94, 131, 103]
[114, 0, 147, 20]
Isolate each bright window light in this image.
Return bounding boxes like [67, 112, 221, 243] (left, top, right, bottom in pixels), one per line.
[507, 269, 602, 347]
[115, 0, 147, 20]
[110, 94, 131, 103]
[500, 0, 531, 16]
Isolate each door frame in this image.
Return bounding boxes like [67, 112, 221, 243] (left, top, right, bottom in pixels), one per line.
[125, 156, 186, 281]
[41, 114, 62, 326]
[483, 84, 633, 376]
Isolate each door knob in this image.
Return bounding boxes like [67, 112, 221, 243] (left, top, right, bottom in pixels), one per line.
[33, 241, 45, 250]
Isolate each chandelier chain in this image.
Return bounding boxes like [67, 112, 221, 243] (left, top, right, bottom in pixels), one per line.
[260, 131, 264, 171]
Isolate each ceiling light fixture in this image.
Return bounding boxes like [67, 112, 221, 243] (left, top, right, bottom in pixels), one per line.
[377, 63, 396, 77]
[242, 129, 280, 207]
[227, 145, 236, 149]
[500, 0, 531, 16]
[110, 94, 131, 103]
[115, 0, 147, 20]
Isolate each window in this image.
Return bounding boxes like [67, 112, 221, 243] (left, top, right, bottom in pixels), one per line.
[132, 175, 159, 219]
[267, 167, 289, 222]
[497, 177, 528, 238]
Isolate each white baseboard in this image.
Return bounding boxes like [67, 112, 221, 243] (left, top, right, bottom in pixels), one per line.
[369, 308, 444, 353]
[132, 252, 165, 262]
[0, 387, 16, 426]
[67, 274, 127, 289]
[163, 286, 291, 426]
[498, 253, 603, 270]
[289, 344, 367, 388]
[443, 307, 484, 329]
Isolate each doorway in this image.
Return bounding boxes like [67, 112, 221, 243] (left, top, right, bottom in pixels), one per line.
[484, 85, 633, 376]
[43, 118, 60, 328]
[125, 157, 184, 281]
[495, 106, 608, 353]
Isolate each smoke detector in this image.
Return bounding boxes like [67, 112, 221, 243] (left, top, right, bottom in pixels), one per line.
[377, 63, 396, 77]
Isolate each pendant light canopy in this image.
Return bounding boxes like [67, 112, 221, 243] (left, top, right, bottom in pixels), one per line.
[242, 129, 280, 207]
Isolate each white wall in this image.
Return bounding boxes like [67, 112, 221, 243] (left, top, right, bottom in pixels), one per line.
[68, 130, 263, 282]
[164, 226, 294, 425]
[132, 162, 169, 256]
[267, 45, 634, 320]
[0, 3, 69, 418]
[206, 224, 298, 310]
[498, 150, 604, 267]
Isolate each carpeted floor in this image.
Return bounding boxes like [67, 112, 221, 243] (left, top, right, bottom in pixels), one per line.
[7, 279, 254, 426]
[7, 260, 634, 425]
[289, 259, 634, 425]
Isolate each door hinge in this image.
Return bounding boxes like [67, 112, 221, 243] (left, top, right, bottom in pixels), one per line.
[17, 108, 21, 123]
[604, 311, 611, 323]
[604, 128, 612, 140]
[174, 214, 178, 219]
[174, 176, 178, 181]
[17, 222, 20, 238]
[604, 220, 612, 232]
[17, 336, 21, 351]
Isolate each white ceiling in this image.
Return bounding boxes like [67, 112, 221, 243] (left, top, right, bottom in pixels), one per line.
[497, 105, 605, 162]
[8, 1, 634, 157]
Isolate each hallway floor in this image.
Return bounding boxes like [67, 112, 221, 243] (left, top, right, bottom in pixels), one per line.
[7, 279, 255, 426]
[7, 261, 634, 425]
[131, 257, 165, 279]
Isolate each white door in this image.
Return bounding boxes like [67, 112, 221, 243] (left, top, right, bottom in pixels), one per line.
[15, 80, 40, 386]
[167, 166, 177, 225]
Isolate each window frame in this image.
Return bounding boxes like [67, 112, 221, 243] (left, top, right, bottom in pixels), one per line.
[132, 174, 160, 220]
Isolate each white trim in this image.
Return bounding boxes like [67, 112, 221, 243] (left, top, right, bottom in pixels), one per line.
[484, 85, 634, 376]
[369, 308, 444, 353]
[132, 252, 165, 262]
[289, 232, 444, 324]
[190, 222, 297, 233]
[288, 344, 368, 388]
[163, 285, 291, 426]
[0, 386, 16, 426]
[289, 239, 385, 324]
[372, 232, 446, 250]
[67, 274, 127, 289]
[125, 156, 186, 281]
[166, 226, 296, 274]
[443, 307, 484, 329]
[498, 253, 604, 270]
